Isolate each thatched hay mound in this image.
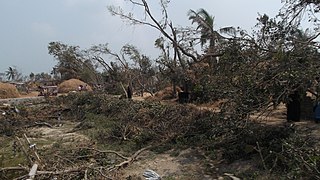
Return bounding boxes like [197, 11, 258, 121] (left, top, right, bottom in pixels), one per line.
[0, 82, 20, 99]
[58, 79, 92, 93]
[154, 86, 182, 100]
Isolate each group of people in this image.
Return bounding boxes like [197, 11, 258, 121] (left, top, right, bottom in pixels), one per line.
[286, 90, 320, 123]
[78, 84, 88, 92]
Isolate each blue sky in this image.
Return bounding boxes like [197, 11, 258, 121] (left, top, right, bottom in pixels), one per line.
[0, 0, 283, 76]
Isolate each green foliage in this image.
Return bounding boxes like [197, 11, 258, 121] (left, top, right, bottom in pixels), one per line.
[188, 8, 215, 48]
[0, 120, 15, 136]
[268, 135, 320, 179]
[43, 2, 320, 178]
[60, 93, 221, 149]
[0, 137, 28, 179]
[57, 92, 320, 178]
[5, 67, 16, 81]
[48, 41, 99, 82]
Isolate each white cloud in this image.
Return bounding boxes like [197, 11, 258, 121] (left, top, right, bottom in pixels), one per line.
[31, 22, 56, 37]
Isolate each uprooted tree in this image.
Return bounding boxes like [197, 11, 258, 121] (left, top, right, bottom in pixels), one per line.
[3, 1, 320, 179]
[108, 0, 320, 120]
[44, 0, 320, 120]
[48, 42, 100, 84]
[87, 43, 159, 96]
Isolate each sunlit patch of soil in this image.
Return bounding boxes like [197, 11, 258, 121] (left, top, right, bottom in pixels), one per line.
[27, 122, 90, 149]
[122, 148, 218, 179]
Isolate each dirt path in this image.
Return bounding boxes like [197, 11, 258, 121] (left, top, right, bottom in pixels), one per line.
[0, 96, 45, 105]
[121, 148, 220, 180]
[252, 103, 320, 147]
[27, 122, 90, 149]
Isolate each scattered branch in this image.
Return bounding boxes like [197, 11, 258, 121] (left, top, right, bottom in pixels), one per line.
[81, 147, 129, 160]
[23, 134, 41, 163]
[0, 167, 28, 172]
[15, 136, 33, 166]
[254, 141, 268, 171]
[113, 145, 151, 170]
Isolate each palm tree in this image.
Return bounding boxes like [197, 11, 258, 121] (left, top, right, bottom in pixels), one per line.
[5, 66, 16, 81]
[188, 8, 235, 51]
[29, 72, 35, 81]
[188, 8, 216, 49]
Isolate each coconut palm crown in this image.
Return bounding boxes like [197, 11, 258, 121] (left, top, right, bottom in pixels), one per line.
[188, 8, 235, 51]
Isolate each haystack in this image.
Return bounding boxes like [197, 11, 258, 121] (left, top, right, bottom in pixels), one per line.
[58, 79, 92, 93]
[0, 82, 20, 99]
[154, 86, 182, 100]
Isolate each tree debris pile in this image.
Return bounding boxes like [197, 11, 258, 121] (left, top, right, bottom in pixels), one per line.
[59, 93, 320, 178]
[1, 93, 320, 179]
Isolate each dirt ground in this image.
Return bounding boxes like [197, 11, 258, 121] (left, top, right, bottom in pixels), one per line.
[19, 91, 39, 98]
[2, 94, 320, 179]
[252, 103, 320, 143]
[27, 122, 90, 149]
[122, 148, 217, 180]
[23, 121, 236, 180]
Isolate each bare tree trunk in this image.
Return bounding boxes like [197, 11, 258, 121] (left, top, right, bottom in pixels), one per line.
[172, 79, 177, 98]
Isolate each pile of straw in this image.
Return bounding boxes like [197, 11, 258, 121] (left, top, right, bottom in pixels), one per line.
[0, 82, 20, 99]
[58, 79, 92, 93]
[154, 86, 182, 100]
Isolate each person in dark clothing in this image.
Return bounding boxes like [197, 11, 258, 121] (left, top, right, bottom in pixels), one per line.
[178, 92, 190, 103]
[127, 85, 132, 99]
[287, 91, 301, 122]
[314, 102, 320, 123]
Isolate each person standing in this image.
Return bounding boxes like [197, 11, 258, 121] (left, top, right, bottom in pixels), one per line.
[287, 91, 301, 122]
[314, 102, 320, 123]
[127, 85, 132, 99]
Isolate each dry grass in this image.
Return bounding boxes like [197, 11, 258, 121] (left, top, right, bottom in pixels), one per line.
[58, 79, 92, 93]
[154, 86, 182, 100]
[0, 82, 20, 99]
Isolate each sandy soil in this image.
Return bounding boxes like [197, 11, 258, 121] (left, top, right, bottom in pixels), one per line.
[19, 91, 39, 98]
[122, 148, 219, 179]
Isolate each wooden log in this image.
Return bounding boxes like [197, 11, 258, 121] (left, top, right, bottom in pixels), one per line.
[26, 163, 38, 180]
